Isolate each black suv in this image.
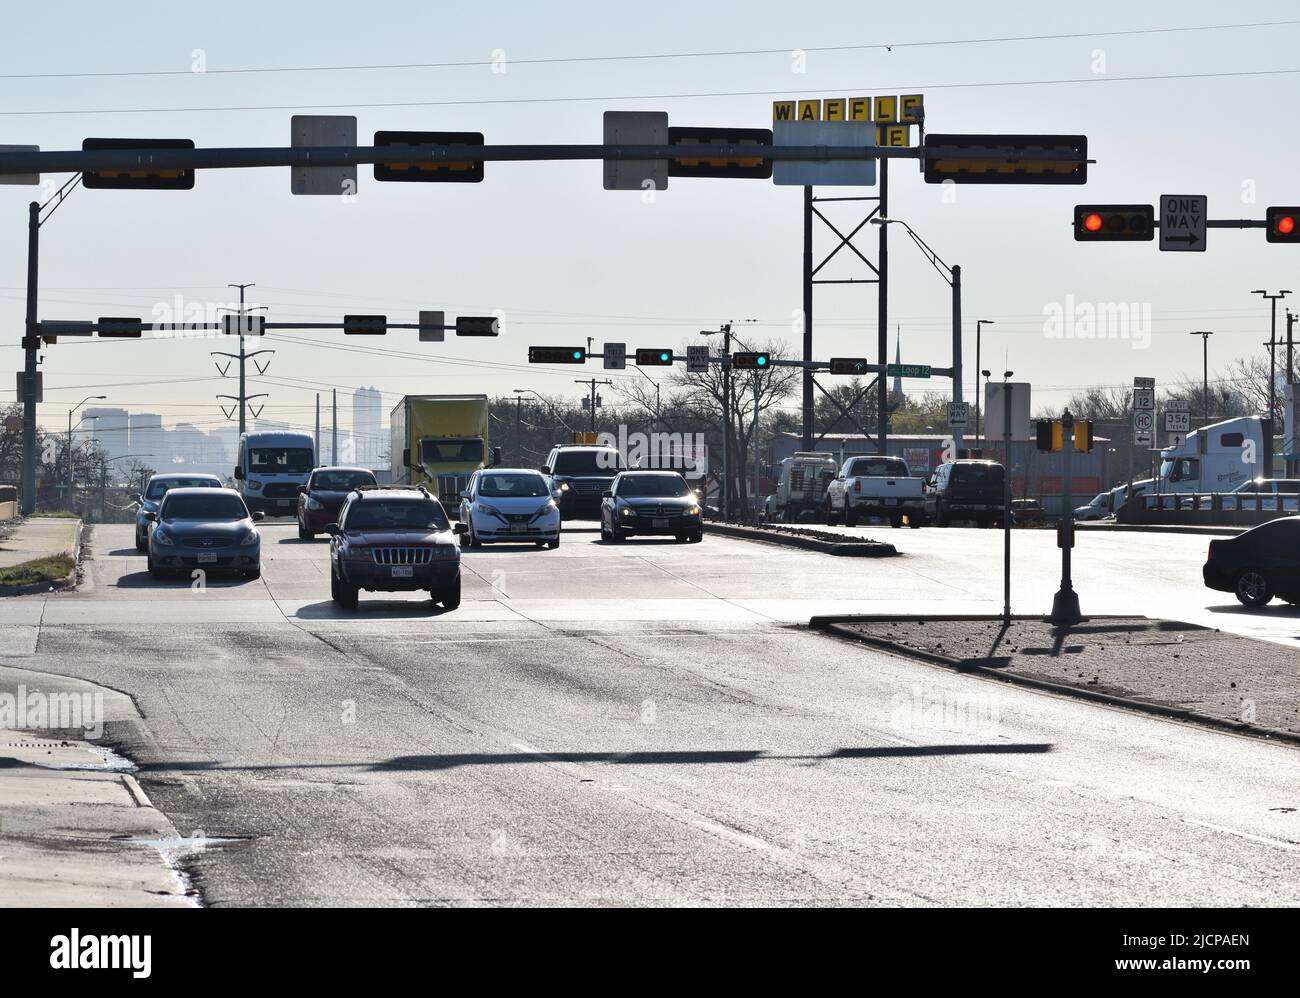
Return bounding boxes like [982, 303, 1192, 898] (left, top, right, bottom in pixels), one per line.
[326, 486, 462, 609]
[541, 444, 627, 518]
[924, 460, 1007, 527]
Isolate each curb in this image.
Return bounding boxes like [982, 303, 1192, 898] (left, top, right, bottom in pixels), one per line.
[810, 612, 1300, 748]
[0, 518, 83, 598]
[708, 523, 898, 557]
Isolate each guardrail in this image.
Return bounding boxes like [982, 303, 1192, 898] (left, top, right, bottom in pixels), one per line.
[1118, 491, 1298, 526]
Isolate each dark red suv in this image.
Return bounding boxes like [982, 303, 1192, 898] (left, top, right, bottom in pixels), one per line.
[298, 466, 377, 539]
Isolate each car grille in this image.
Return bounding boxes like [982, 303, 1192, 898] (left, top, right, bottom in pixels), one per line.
[372, 547, 434, 565]
[505, 513, 532, 523]
[262, 483, 300, 499]
[571, 480, 608, 494]
[193, 536, 232, 548]
[635, 505, 684, 518]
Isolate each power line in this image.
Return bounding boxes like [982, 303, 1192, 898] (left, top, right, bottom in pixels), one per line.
[5, 65, 1300, 117]
[2, 19, 1293, 81]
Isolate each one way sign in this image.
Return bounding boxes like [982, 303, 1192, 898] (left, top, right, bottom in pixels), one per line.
[1160, 194, 1207, 252]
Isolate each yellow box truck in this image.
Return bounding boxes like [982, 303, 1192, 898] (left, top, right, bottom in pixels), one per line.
[390, 395, 493, 507]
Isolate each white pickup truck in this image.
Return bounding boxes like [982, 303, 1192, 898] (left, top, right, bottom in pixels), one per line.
[824, 455, 926, 528]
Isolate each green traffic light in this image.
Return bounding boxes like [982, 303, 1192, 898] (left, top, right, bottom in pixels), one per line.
[660, 352, 670, 362]
[757, 355, 768, 366]
[572, 350, 582, 360]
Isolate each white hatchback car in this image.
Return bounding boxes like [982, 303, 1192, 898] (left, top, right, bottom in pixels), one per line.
[457, 468, 561, 549]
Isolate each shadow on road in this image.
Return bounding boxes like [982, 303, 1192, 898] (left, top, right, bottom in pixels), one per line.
[293, 599, 453, 619]
[135, 743, 1054, 774]
[113, 570, 261, 589]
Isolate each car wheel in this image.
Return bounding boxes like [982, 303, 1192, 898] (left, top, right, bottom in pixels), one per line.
[688, 530, 703, 543]
[245, 566, 261, 580]
[440, 577, 461, 610]
[469, 522, 483, 548]
[609, 524, 625, 543]
[331, 569, 359, 609]
[135, 534, 147, 553]
[890, 516, 902, 528]
[844, 505, 858, 527]
[547, 538, 560, 550]
[298, 521, 313, 541]
[1234, 569, 1273, 608]
[147, 553, 162, 579]
[825, 499, 840, 527]
[935, 503, 949, 528]
[675, 533, 689, 542]
[908, 515, 923, 529]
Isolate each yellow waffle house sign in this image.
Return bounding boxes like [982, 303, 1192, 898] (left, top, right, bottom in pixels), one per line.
[772, 95, 923, 147]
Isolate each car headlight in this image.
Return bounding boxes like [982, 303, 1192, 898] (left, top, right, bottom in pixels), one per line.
[688, 504, 701, 516]
[247, 480, 263, 491]
[429, 546, 458, 561]
[477, 503, 503, 519]
[558, 481, 570, 492]
[305, 496, 323, 510]
[620, 506, 636, 517]
[153, 529, 174, 546]
[239, 530, 259, 546]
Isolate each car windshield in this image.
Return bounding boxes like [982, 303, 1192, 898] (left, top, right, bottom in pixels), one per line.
[950, 464, 1004, 486]
[420, 439, 484, 464]
[162, 494, 248, 521]
[146, 477, 218, 500]
[345, 500, 450, 532]
[250, 447, 314, 474]
[478, 472, 549, 498]
[312, 470, 376, 491]
[552, 450, 623, 475]
[618, 475, 691, 497]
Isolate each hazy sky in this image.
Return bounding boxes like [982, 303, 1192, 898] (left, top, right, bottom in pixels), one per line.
[3, 0, 1298, 440]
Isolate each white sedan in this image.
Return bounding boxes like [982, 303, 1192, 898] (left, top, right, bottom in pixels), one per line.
[457, 468, 561, 549]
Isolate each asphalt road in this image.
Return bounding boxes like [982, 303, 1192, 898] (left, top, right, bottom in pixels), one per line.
[2, 520, 1298, 905]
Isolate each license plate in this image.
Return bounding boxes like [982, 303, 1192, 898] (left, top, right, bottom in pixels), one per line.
[509, 523, 526, 533]
[653, 518, 669, 528]
[277, 499, 291, 507]
[196, 553, 217, 564]
[391, 565, 414, 578]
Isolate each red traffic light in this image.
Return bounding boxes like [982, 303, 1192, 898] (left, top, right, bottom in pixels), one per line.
[1073, 204, 1155, 242]
[1267, 207, 1300, 243]
[1083, 213, 1103, 232]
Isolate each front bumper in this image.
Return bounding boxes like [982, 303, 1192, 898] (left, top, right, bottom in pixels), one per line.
[616, 513, 703, 536]
[555, 485, 612, 516]
[472, 509, 560, 542]
[300, 503, 342, 530]
[152, 543, 260, 571]
[245, 493, 299, 516]
[339, 560, 460, 592]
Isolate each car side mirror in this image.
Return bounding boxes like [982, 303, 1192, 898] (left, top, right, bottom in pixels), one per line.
[324, 523, 340, 536]
[454, 522, 469, 535]
[252, 511, 265, 521]
[142, 511, 156, 522]
[602, 490, 613, 498]
[458, 490, 469, 500]
[130, 492, 142, 503]
[298, 485, 307, 494]
[234, 467, 245, 480]
[539, 466, 550, 474]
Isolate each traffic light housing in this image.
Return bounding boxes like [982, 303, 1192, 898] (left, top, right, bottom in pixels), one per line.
[373, 131, 485, 183]
[97, 317, 143, 338]
[1035, 419, 1063, 453]
[635, 348, 674, 366]
[666, 127, 773, 179]
[1073, 205, 1155, 241]
[455, 316, 499, 336]
[343, 315, 387, 335]
[924, 134, 1087, 185]
[528, 346, 587, 364]
[1266, 206, 1300, 244]
[82, 138, 196, 190]
[731, 351, 771, 369]
[1073, 420, 1094, 453]
[829, 357, 869, 375]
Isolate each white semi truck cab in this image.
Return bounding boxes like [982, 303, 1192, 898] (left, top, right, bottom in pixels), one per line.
[1156, 415, 1272, 494]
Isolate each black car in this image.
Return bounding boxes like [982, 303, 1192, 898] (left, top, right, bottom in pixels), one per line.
[542, 444, 627, 518]
[924, 460, 1007, 528]
[297, 466, 377, 539]
[327, 486, 461, 609]
[1203, 517, 1300, 607]
[600, 471, 704, 543]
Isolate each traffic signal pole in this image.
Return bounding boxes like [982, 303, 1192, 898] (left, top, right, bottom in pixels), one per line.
[877, 159, 888, 456]
[951, 263, 963, 454]
[801, 186, 813, 452]
[1049, 409, 1082, 626]
[20, 201, 38, 514]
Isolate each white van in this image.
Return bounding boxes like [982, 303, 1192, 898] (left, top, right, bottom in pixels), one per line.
[1156, 416, 1271, 494]
[234, 431, 316, 516]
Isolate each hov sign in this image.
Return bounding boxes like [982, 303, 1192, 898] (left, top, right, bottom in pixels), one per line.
[1159, 194, 1206, 252]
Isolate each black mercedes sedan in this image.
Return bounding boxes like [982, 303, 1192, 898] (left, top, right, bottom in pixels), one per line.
[600, 471, 703, 543]
[1203, 517, 1300, 607]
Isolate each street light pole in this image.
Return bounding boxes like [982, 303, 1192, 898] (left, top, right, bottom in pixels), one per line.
[66, 396, 106, 507]
[975, 320, 995, 445]
[1252, 290, 1290, 427]
[1189, 331, 1213, 426]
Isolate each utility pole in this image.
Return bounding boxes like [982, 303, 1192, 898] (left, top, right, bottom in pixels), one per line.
[514, 393, 523, 464]
[951, 264, 963, 455]
[877, 159, 888, 457]
[332, 388, 338, 464]
[1002, 379, 1013, 625]
[21, 201, 39, 514]
[213, 283, 272, 439]
[315, 394, 321, 461]
[1189, 331, 1213, 427]
[801, 184, 813, 451]
[574, 378, 612, 433]
[1288, 310, 1298, 478]
[1252, 289, 1290, 426]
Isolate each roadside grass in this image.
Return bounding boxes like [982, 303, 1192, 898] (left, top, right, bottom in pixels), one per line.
[0, 552, 75, 587]
[35, 510, 81, 519]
